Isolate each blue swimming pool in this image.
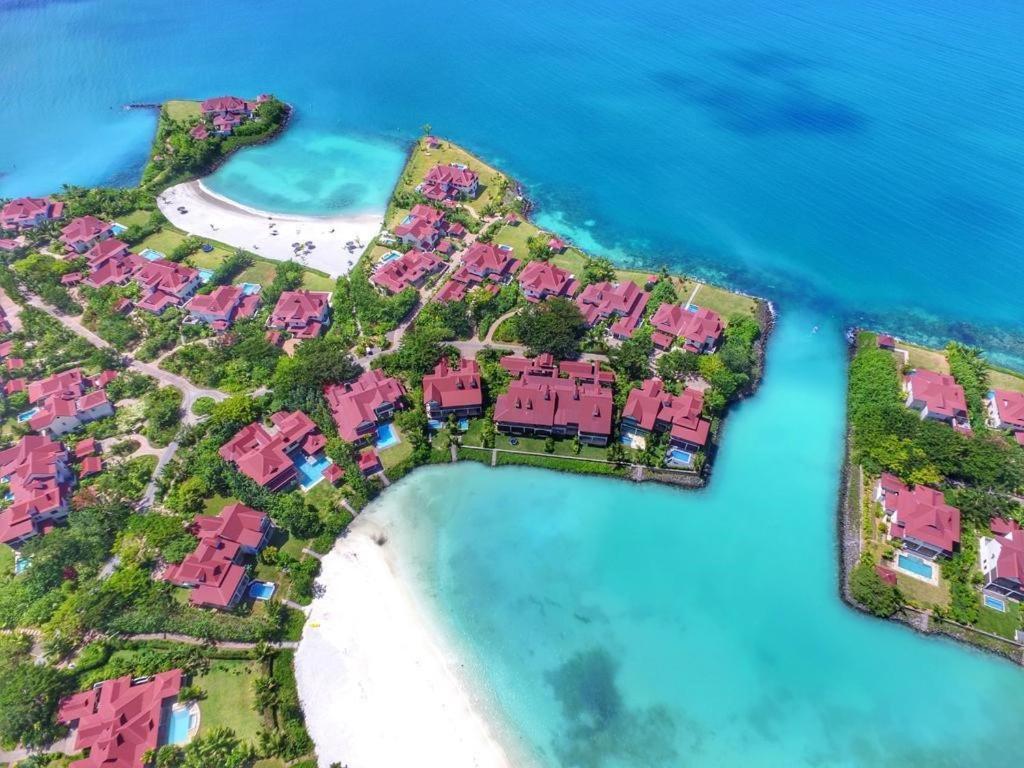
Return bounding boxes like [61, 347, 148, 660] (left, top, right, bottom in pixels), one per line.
[898, 553, 934, 579]
[376, 422, 400, 449]
[165, 706, 192, 745]
[984, 594, 1007, 612]
[249, 581, 276, 600]
[667, 448, 693, 466]
[428, 417, 469, 432]
[380, 250, 402, 264]
[292, 451, 333, 490]
[197, 268, 214, 284]
[109, 223, 127, 235]
[239, 282, 262, 295]
[139, 247, 165, 261]
[13, 555, 29, 575]
[16, 407, 39, 423]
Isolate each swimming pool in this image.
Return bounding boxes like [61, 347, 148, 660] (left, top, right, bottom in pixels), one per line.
[667, 448, 693, 466]
[984, 594, 1007, 612]
[165, 706, 193, 745]
[292, 451, 334, 490]
[13, 555, 30, 575]
[239, 282, 262, 295]
[380, 250, 402, 264]
[897, 553, 934, 579]
[249, 581, 276, 600]
[16, 407, 39, 422]
[139, 247, 165, 261]
[197, 268, 214, 284]
[428, 417, 469, 432]
[110, 223, 127, 235]
[376, 422, 400, 449]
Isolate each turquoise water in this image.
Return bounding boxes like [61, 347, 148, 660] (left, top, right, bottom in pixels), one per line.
[165, 707, 191, 745]
[897, 553, 934, 580]
[371, 310, 1024, 767]
[292, 451, 333, 491]
[248, 581, 276, 601]
[376, 423, 400, 449]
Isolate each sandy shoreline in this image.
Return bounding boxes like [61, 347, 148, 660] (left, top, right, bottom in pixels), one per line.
[295, 518, 520, 768]
[156, 180, 382, 277]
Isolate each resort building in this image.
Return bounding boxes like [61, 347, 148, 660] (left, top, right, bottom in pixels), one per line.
[419, 163, 480, 201]
[60, 216, 112, 254]
[493, 354, 614, 446]
[0, 435, 74, 547]
[84, 251, 144, 290]
[874, 474, 961, 559]
[903, 369, 969, 430]
[24, 368, 115, 437]
[575, 281, 650, 340]
[518, 261, 579, 302]
[185, 285, 261, 331]
[648, 304, 724, 353]
[219, 410, 327, 491]
[985, 389, 1024, 443]
[164, 502, 271, 609]
[84, 237, 130, 266]
[422, 358, 483, 421]
[458, 242, 520, 283]
[57, 669, 183, 768]
[358, 449, 383, 477]
[324, 370, 407, 444]
[134, 258, 202, 314]
[371, 249, 443, 294]
[394, 204, 446, 250]
[979, 518, 1024, 603]
[621, 378, 711, 460]
[268, 290, 331, 339]
[1, 196, 63, 230]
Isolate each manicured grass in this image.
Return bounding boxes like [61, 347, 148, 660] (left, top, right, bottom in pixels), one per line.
[165, 100, 201, 121]
[988, 367, 1024, 394]
[118, 209, 154, 227]
[201, 494, 235, 515]
[694, 282, 759, 320]
[395, 138, 505, 216]
[457, 446, 492, 464]
[195, 660, 266, 741]
[300, 270, 335, 292]
[894, 570, 951, 610]
[254, 760, 287, 768]
[137, 228, 188, 257]
[461, 419, 607, 460]
[304, 479, 345, 516]
[495, 450, 627, 476]
[899, 342, 949, 374]
[975, 599, 1021, 639]
[379, 427, 414, 468]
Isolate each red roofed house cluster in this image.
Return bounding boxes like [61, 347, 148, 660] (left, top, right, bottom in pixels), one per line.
[325, 369, 407, 444]
[903, 369, 970, 431]
[437, 242, 520, 303]
[493, 354, 614, 446]
[57, 669, 183, 768]
[0, 435, 74, 547]
[576, 281, 650, 340]
[518, 261, 579, 303]
[394, 204, 447, 250]
[199, 95, 258, 136]
[423, 358, 483, 422]
[874, 474, 961, 560]
[1, 196, 64, 231]
[219, 410, 328, 491]
[164, 502, 272, 609]
[267, 290, 330, 339]
[980, 518, 1024, 603]
[649, 304, 724, 353]
[418, 163, 480, 202]
[60, 216, 113, 254]
[134, 258, 202, 314]
[985, 389, 1024, 446]
[25, 368, 115, 437]
[185, 285, 262, 331]
[371, 249, 443, 294]
[621, 379, 711, 466]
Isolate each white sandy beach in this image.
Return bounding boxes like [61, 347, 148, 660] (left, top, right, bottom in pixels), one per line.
[157, 180, 382, 277]
[295, 518, 518, 768]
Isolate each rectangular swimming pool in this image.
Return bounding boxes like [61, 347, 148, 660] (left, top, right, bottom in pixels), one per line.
[667, 448, 693, 466]
[897, 553, 933, 579]
[16, 407, 39, 423]
[249, 581, 276, 600]
[376, 422, 400, 449]
[110, 223, 127, 235]
[380, 250, 402, 264]
[984, 594, 1007, 612]
[197, 268, 214, 284]
[292, 451, 334, 490]
[139, 247, 165, 261]
[165, 706, 192, 745]
[239, 282, 262, 295]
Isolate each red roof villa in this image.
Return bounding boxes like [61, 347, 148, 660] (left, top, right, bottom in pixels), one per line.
[621, 378, 711, 461]
[219, 410, 327, 491]
[358, 449, 383, 477]
[25, 368, 115, 437]
[135, 259, 202, 314]
[518, 261, 579, 302]
[649, 304, 723, 353]
[268, 290, 331, 339]
[60, 216, 112, 254]
[0, 435, 74, 547]
[874, 474, 961, 559]
[576, 281, 650, 340]
[371, 249, 443, 294]
[185, 285, 261, 331]
[164, 502, 271, 609]
[980, 518, 1024, 603]
[84, 237, 130, 266]
[57, 670, 182, 768]
[1, 196, 63, 230]
[493, 355, 614, 446]
[325, 369, 407, 444]
[201, 95, 254, 116]
[423, 358, 483, 421]
[985, 389, 1024, 441]
[394, 204, 446, 250]
[419, 163, 480, 201]
[903, 369, 969, 430]
[84, 251, 144, 290]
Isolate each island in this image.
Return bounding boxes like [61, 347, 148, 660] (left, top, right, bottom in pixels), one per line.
[0, 97, 771, 765]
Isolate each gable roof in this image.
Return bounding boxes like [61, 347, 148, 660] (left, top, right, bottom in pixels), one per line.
[324, 370, 406, 442]
[879, 475, 961, 553]
[422, 358, 482, 409]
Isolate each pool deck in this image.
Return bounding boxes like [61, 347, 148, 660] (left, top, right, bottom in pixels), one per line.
[894, 550, 940, 586]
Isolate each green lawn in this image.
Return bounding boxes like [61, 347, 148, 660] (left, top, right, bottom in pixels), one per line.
[899, 342, 949, 374]
[975, 599, 1021, 639]
[165, 100, 202, 121]
[461, 418, 607, 460]
[118, 209, 154, 227]
[195, 660, 266, 741]
[304, 479, 346, 516]
[693, 282, 759, 320]
[379, 427, 414, 468]
[201, 494, 235, 515]
[894, 571, 951, 610]
[988, 367, 1024, 394]
[0, 544, 14, 576]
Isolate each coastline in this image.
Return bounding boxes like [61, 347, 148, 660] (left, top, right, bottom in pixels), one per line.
[156, 179, 382, 277]
[295, 515, 530, 768]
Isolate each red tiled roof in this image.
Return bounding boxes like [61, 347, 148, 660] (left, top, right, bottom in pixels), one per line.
[269, 290, 330, 330]
[461, 242, 519, 280]
[371, 250, 441, 294]
[905, 369, 968, 421]
[358, 449, 382, 474]
[494, 376, 613, 438]
[325, 370, 406, 443]
[190, 123, 210, 141]
[1, 197, 62, 229]
[323, 463, 344, 485]
[28, 368, 85, 404]
[878, 476, 961, 554]
[558, 360, 615, 385]
[434, 279, 468, 303]
[989, 389, 1024, 431]
[219, 412, 322, 489]
[649, 304, 723, 351]
[135, 258, 199, 301]
[79, 456, 103, 477]
[0, 435, 72, 546]
[622, 379, 710, 447]
[576, 281, 649, 338]
[60, 216, 109, 246]
[423, 358, 482, 410]
[201, 95, 252, 114]
[85, 238, 129, 265]
[518, 261, 578, 301]
[986, 518, 1024, 587]
[75, 438, 98, 458]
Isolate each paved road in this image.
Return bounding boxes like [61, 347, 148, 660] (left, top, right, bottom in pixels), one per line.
[0, 287, 24, 333]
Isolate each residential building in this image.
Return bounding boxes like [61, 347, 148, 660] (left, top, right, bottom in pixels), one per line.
[985, 389, 1024, 439]
[200, 95, 254, 116]
[621, 378, 711, 453]
[84, 237, 129, 266]
[84, 252, 144, 289]
[358, 449, 383, 476]
[575, 281, 650, 340]
[649, 304, 723, 353]
[394, 204, 445, 250]
[219, 410, 325, 491]
[1, 196, 63, 230]
[164, 502, 271, 609]
[324, 370, 407, 444]
[57, 670, 183, 768]
[268, 290, 330, 339]
[518, 261, 579, 302]
[60, 216, 111, 253]
[25, 368, 114, 437]
[371, 249, 442, 294]
[0, 435, 74, 547]
[903, 369, 969, 430]
[874, 474, 961, 559]
[134, 258, 202, 314]
[458, 242, 520, 283]
[979, 518, 1024, 602]
[185, 285, 261, 331]
[423, 358, 483, 420]
[419, 163, 480, 201]
[190, 123, 210, 141]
